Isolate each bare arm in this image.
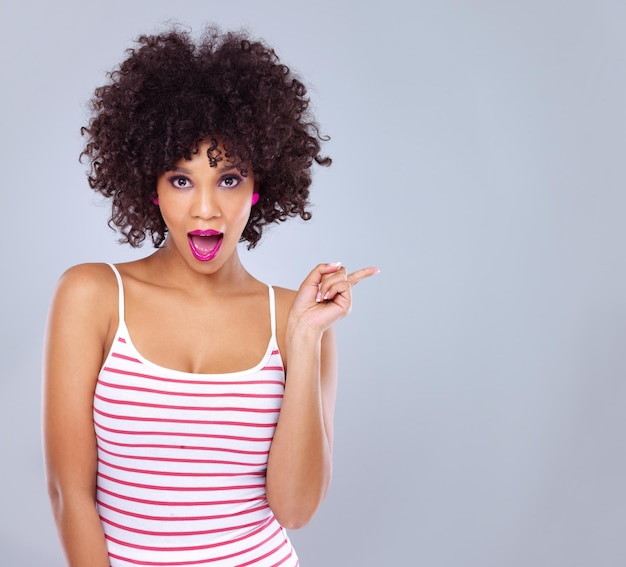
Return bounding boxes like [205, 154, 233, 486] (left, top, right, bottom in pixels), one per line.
[266, 263, 379, 529]
[42, 264, 115, 567]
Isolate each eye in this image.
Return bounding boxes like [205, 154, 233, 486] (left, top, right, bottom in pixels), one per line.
[169, 176, 191, 189]
[219, 175, 242, 189]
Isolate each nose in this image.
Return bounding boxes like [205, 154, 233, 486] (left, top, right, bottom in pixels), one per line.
[191, 186, 221, 220]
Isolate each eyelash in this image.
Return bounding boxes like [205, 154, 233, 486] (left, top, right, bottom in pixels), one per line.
[169, 176, 191, 189]
[219, 175, 243, 189]
[167, 174, 244, 190]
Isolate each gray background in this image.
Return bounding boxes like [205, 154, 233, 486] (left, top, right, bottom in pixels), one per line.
[1, 1, 626, 565]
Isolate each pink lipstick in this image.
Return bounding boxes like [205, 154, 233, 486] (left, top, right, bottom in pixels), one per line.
[188, 229, 223, 262]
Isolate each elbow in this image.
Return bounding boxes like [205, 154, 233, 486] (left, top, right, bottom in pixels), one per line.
[47, 479, 64, 521]
[273, 505, 317, 530]
[46, 477, 97, 524]
[266, 450, 333, 529]
[281, 518, 310, 530]
[268, 477, 332, 530]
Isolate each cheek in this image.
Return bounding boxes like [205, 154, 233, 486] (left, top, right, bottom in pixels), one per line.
[231, 205, 253, 227]
[156, 198, 186, 230]
[228, 192, 254, 220]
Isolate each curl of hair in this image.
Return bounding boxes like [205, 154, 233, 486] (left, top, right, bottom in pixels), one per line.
[81, 25, 331, 248]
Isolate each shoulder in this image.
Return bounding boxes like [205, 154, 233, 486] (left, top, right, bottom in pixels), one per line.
[51, 263, 119, 322]
[54, 262, 118, 299]
[272, 285, 297, 306]
[45, 263, 120, 368]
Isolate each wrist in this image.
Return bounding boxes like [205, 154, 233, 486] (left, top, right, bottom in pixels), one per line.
[286, 320, 325, 345]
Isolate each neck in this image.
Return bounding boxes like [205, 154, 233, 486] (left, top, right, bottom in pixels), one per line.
[148, 240, 254, 295]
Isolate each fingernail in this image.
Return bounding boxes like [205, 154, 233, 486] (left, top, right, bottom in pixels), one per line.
[323, 291, 330, 300]
[328, 261, 341, 267]
[316, 291, 322, 302]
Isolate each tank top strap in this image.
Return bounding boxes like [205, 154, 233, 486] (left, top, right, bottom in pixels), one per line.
[268, 285, 277, 340]
[106, 263, 125, 323]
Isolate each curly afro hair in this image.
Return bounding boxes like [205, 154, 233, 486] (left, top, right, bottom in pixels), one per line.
[81, 26, 331, 248]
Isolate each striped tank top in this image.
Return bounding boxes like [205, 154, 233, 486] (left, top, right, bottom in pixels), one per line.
[93, 264, 298, 566]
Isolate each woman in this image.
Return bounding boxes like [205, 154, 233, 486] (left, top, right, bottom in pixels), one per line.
[43, 26, 378, 567]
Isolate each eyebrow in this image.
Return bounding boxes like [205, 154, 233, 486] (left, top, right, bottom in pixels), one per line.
[170, 164, 248, 176]
[170, 165, 193, 175]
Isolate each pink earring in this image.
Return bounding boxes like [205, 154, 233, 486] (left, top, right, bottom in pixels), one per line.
[251, 193, 260, 206]
[150, 194, 159, 206]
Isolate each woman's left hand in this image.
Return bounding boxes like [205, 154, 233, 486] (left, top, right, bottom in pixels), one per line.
[288, 262, 379, 334]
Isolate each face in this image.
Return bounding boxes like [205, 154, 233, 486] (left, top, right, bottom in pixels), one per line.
[155, 141, 256, 273]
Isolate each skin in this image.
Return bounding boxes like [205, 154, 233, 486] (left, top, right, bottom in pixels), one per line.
[43, 141, 379, 567]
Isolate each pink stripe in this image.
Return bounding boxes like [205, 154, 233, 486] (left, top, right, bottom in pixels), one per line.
[96, 434, 269, 462]
[105, 520, 280, 555]
[97, 380, 284, 399]
[269, 551, 296, 567]
[238, 541, 290, 567]
[98, 445, 266, 467]
[98, 499, 269, 523]
[98, 457, 265, 478]
[95, 393, 281, 413]
[94, 422, 273, 443]
[103, 365, 284, 386]
[97, 485, 264, 507]
[112, 352, 142, 363]
[101, 515, 266, 537]
[94, 407, 278, 428]
[98, 472, 265, 492]
[262, 366, 284, 371]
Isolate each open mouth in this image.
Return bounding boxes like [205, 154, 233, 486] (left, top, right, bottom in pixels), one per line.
[188, 230, 224, 262]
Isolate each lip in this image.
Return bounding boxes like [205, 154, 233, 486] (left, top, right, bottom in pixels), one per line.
[187, 230, 224, 262]
[188, 229, 223, 237]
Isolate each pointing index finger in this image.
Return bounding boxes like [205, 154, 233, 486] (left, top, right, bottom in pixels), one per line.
[347, 267, 380, 286]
